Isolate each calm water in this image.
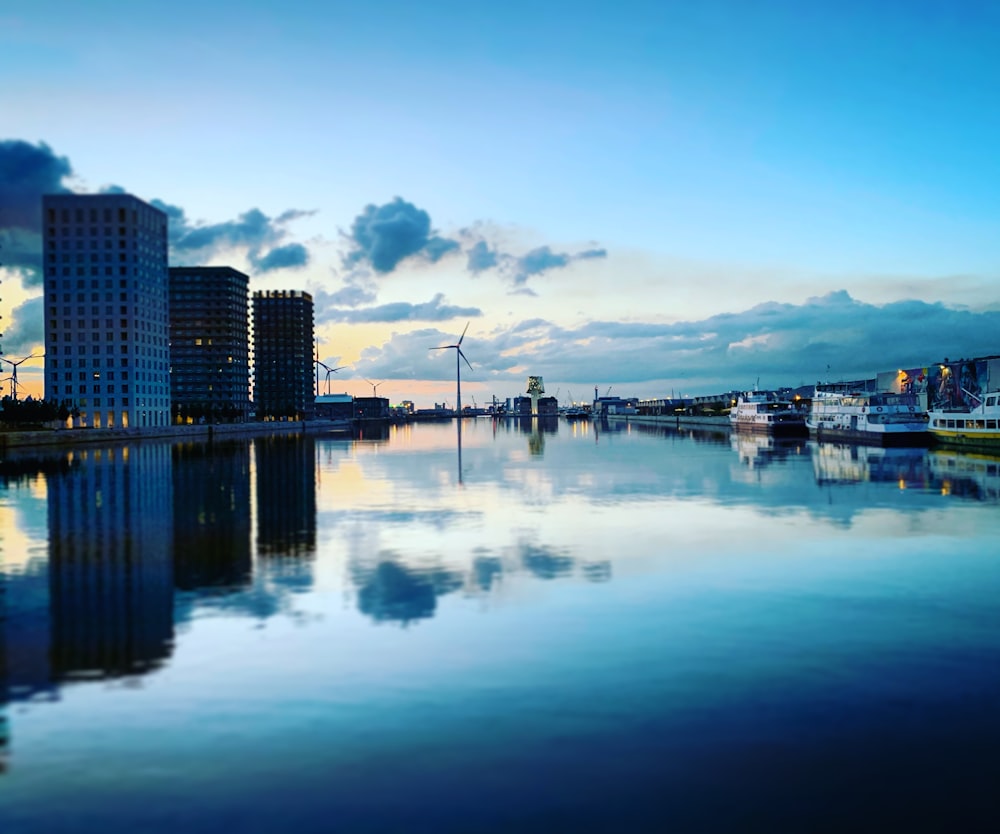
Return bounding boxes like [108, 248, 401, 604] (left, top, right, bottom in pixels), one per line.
[2, 419, 999, 833]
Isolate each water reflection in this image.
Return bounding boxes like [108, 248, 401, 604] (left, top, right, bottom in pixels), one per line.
[731, 433, 807, 470]
[930, 448, 1000, 502]
[813, 443, 931, 488]
[2, 424, 999, 808]
[173, 441, 251, 591]
[254, 434, 317, 560]
[355, 560, 463, 625]
[47, 445, 175, 681]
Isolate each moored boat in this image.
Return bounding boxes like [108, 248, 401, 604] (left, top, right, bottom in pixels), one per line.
[927, 391, 1000, 451]
[807, 390, 929, 446]
[729, 392, 808, 436]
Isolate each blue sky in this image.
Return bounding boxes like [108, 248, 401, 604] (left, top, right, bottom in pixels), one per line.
[2, 0, 999, 402]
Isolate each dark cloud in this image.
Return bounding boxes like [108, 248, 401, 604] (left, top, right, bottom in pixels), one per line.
[343, 197, 460, 274]
[250, 243, 309, 273]
[0, 228, 44, 286]
[150, 201, 314, 272]
[316, 292, 481, 324]
[0, 140, 73, 279]
[0, 296, 44, 355]
[0, 140, 72, 230]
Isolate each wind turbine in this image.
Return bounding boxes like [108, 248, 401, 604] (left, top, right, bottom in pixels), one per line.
[363, 378, 384, 397]
[431, 323, 472, 417]
[315, 360, 346, 396]
[2, 354, 41, 402]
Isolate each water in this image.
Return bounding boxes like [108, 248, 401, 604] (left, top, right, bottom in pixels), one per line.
[2, 419, 999, 832]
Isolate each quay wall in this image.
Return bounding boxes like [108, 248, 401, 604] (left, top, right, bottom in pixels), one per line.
[0, 420, 351, 453]
[606, 414, 731, 429]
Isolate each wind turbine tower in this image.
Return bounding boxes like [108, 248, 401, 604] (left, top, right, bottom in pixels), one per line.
[431, 323, 473, 416]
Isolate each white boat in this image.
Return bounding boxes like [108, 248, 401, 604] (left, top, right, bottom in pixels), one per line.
[927, 391, 1000, 451]
[807, 390, 929, 446]
[729, 392, 808, 436]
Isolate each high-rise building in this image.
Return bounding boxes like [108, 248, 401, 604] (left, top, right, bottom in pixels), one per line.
[42, 193, 170, 428]
[169, 266, 250, 423]
[252, 290, 314, 420]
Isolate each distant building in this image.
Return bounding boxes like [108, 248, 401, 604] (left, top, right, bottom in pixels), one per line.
[43, 193, 170, 428]
[512, 395, 558, 416]
[252, 290, 314, 421]
[314, 393, 353, 420]
[354, 396, 390, 420]
[169, 266, 250, 423]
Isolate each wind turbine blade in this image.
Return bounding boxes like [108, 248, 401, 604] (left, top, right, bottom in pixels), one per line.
[430, 345, 452, 351]
[457, 321, 470, 346]
[458, 348, 473, 371]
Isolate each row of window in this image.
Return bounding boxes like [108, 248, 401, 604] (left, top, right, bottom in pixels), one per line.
[932, 419, 999, 430]
[48, 206, 133, 224]
[48, 237, 132, 250]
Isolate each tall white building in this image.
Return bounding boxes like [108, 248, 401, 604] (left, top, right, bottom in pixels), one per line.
[42, 193, 171, 428]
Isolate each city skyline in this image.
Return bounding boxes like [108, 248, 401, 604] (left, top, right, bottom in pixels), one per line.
[2, 1, 1000, 405]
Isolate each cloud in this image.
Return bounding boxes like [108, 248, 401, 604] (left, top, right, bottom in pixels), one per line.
[353, 292, 1000, 395]
[0, 139, 314, 283]
[315, 292, 481, 324]
[0, 140, 72, 230]
[0, 140, 73, 280]
[459, 229, 608, 288]
[0, 296, 44, 355]
[250, 242, 309, 272]
[343, 197, 460, 274]
[466, 240, 498, 273]
[315, 281, 378, 309]
[510, 245, 607, 285]
[153, 202, 314, 271]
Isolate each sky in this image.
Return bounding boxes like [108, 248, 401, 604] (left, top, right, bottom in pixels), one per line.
[2, 0, 999, 405]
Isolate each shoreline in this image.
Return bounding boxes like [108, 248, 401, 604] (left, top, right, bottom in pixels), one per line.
[0, 419, 355, 454]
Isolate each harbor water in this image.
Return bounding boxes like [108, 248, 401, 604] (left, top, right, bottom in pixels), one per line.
[2, 419, 999, 832]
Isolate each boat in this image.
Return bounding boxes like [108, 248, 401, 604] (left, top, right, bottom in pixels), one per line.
[927, 391, 1000, 451]
[807, 389, 930, 446]
[728, 392, 808, 436]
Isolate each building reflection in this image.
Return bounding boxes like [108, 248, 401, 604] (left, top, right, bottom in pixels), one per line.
[812, 443, 931, 488]
[929, 449, 1000, 502]
[731, 433, 807, 469]
[173, 441, 252, 591]
[47, 445, 175, 681]
[1, 576, 9, 773]
[254, 435, 317, 597]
